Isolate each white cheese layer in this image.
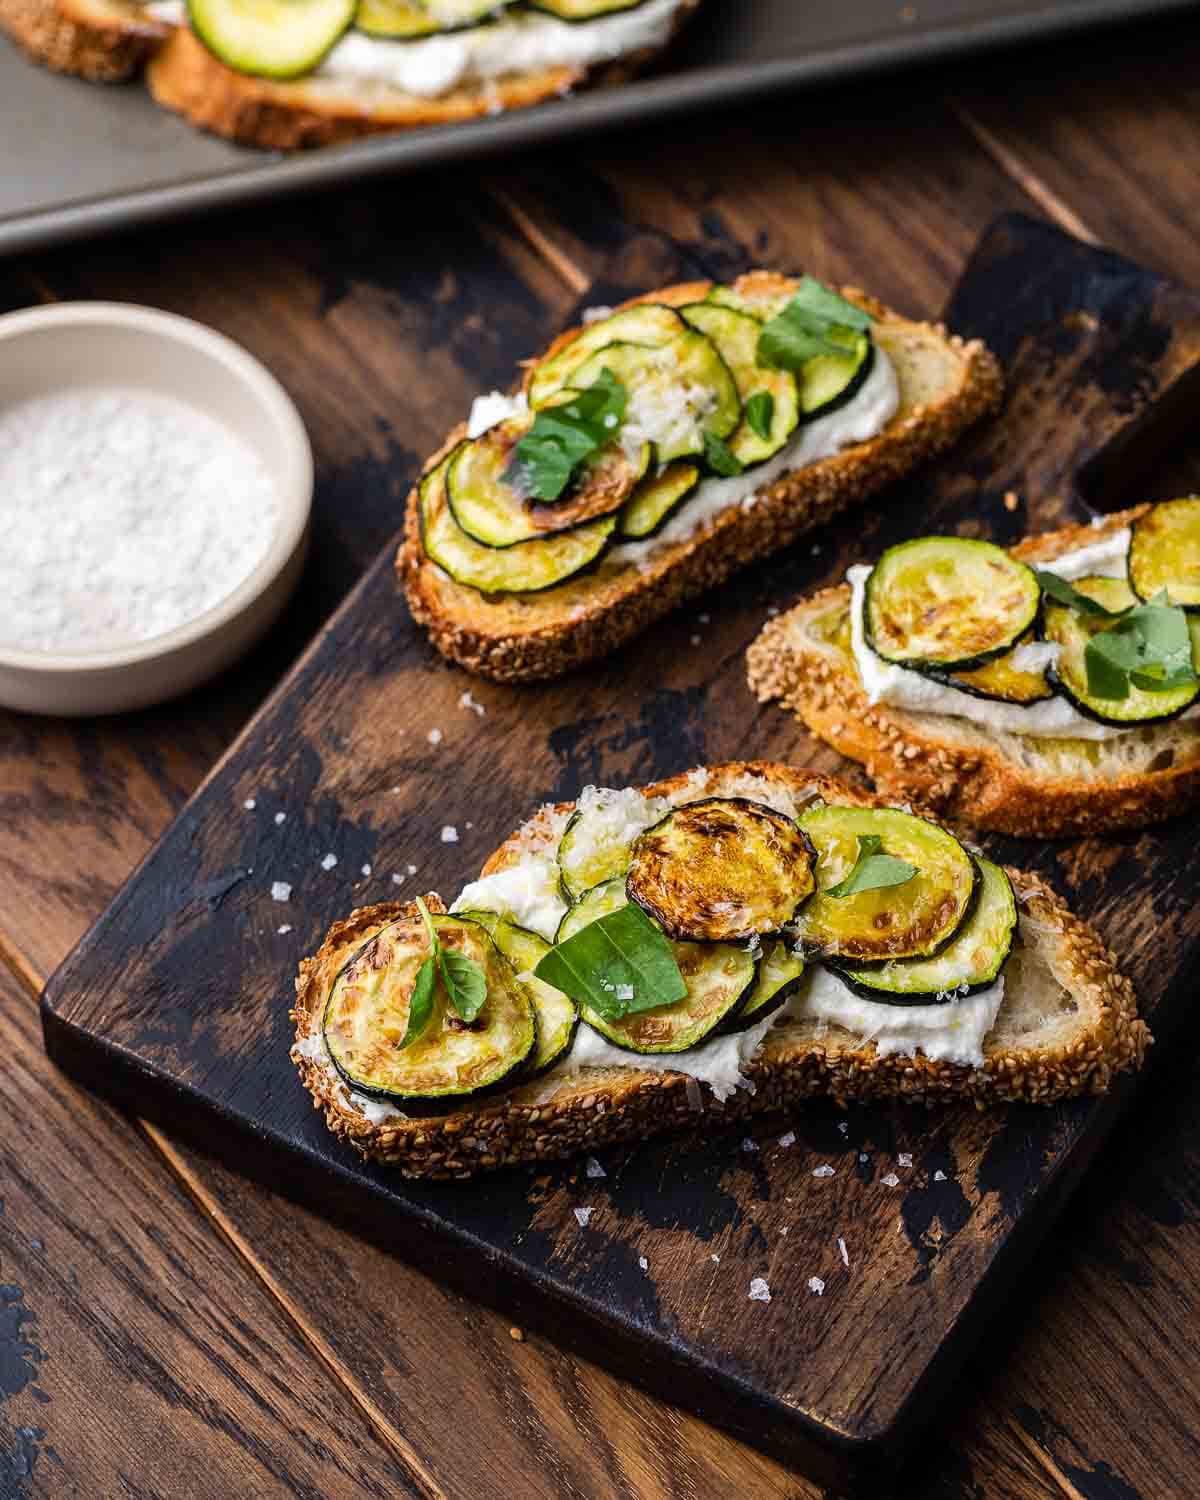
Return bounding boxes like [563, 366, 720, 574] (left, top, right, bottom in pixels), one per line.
[452, 852, 566, 941]
[845, 526, 1200, 741]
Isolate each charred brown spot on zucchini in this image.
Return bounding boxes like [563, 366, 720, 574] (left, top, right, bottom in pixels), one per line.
[1043, 573, 1200, 725]
[626, 798, 817, 942]
[939, 633, 1055, 704]
[418, 451, 615, 595]
[832, 859, 1015, 1001]
[323, 915, 535, 1113]
[865, 537, 1040, 672]
[616, 461, 700, 539]
[455, 911, 577, 1077]
[680, 303, 799, 467]
[355, 0, 506, 38]
[1128, 497, 1200, 610]
[557, 878, 755, 1054]
[528, 304, 686, 409]
[719, 940, 804, 1033]
[795, 804, 977, 963]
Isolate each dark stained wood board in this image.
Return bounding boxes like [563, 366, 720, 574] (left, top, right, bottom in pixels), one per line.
[38, 216, 1200, 1490]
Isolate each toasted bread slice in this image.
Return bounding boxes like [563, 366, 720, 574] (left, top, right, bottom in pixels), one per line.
[146, 0, 700, 149]
[398, 272, 1003, 684]
[747, 509, 1200, 838]
[291, 762, 1148, 1181]
[1, 0, 163, 79]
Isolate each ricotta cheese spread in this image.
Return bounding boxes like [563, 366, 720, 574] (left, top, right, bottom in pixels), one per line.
[847, 526, 1200, 740]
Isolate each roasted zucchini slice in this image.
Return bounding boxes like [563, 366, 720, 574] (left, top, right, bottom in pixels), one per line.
[528, 0, 646, 13]
[680, 303, 799, 466]
[795, 804, 977, 963]
[1043, 574, 1200, 725]
[940, 633, 1055, 704]
[323, 914, 535, 1113]
[188, 0, 354, 77]
[704, 284, 790, 320]
[865, 536, 1041, 672]
[455, 912, 577, 1077]
[570, 336, 740, 465]
[719, 940, 804, 1033]
[557, 879, 756, 1054]
[833, 858, 1016, 1001]
[356, 0, 506, 37]
[616, 461, 700, 540]
[1128, 497, 1200, 610]
[446, 416, 646, 548]
[626, 798, 817, 942]
[557, 790, 667, 901]
[528, 305, 686, 409]
[418, 451, 616, 595]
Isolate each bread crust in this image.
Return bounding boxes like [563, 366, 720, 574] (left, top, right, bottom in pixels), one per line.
[1, 0, 163, 80]
[291, 762, 1148, 1180]
[146, 0, 700, 148]
[398, 272, 1004, 683]
[747, 509, 1200, 838]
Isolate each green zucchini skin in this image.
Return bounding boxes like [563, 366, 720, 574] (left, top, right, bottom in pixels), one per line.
[188, 0, 355, 80]
[527, 0, 649, 15]
[616, 461, 700, 540]
[355, 0, 509, 38]
[830, 859, 1015, 1002]
[717, 940, 804, 1034]
[1128, 497, 1200, 611]
[454, 911, 578, 1078]
[680, 302, 800, 468]
[921, 631, 1055, 706]
[528, 304, 686, 409]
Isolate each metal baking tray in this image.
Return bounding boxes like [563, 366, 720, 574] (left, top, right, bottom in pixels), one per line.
[5, 0, 1195, 257]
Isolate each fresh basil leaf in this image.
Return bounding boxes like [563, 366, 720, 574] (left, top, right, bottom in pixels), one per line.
[399, 955, 438, 1049]
[757, 277, 871, 373]
[1084, 638, 1131, 700]
[1035, 569, 1124, 616]
[1084, 601, 1198, 698]
[505, 368, 628, 503]
[826, 834, 917, 898]
[440, 947, 488, 1023]
[533, 902, 687, 1020]
[415, 896, 441, 958]
[744, 391, 775, 441]
[787, 274, 873, 331]
[703, 431, 744, 477]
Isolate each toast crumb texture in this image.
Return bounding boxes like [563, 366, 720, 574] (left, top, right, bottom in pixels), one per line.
[292, 764, 1148, 1180]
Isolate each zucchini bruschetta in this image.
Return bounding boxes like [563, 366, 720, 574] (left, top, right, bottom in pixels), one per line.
[0, 0, 163, 80]
[398, 271, 1003, 683]
[747, 501, 1200, 836]
[291, 762, 1148, 1180]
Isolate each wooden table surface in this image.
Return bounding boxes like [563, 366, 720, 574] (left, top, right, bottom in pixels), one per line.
[4, 11, 1200, 1498]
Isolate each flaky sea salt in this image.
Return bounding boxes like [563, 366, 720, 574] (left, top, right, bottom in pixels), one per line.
[0, 387, 279, 652]
[573, 1207, 593, 1228]
[881, 1172, 900, 1187]
[459, 690, 486, 717]
[838, 1236, 850, 1268]
[813, 1164, 835, 1179]
[807, 1276, 825, 1296]
[243, 798, 257, 810]
[638, 1256, 649, 1271]
[749, 1277, 771, 1303]
[778, 1131, 796, 1148]
[270, 881, 292, 903]
[321, 853, 338, 871]
[741, 1138, 758, 1153]
[934, 1169, 948, 1182]
[428, 728, 444, 746]
[361, 864, 372, 877]
[585, 1157, 606, 1179]
[897, 1153, 913, 1168]
[274, 811, 287, 825]
[441, 826, 459, 843]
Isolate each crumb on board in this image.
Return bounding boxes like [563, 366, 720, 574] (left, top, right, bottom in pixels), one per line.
[459, 690, 486, 717]
[1004, 490, 1020, 511]
[509, 1326, 525, 1342]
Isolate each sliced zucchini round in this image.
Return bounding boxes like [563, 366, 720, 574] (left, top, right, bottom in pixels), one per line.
[570, 336, 740, 465]
[617, 461, 700, 540]
[1128, 497, 1200, 610]
[356, 0, 506, 38]
[455, 911, 577, 1077]
[798, 331, 873, 418]
[865, 536, 1041, 672]
[527, 0, 645, 14]
[188, 0, 355, 79]
[626, 798, 817, 942]
[795, 804, 978, 963]
[940, 633, 1055, 704]
[832, 858, 1016, 1002]
[719, 940, 804, 1034]
[556, 791, 665, 901]
[681, 303, 799, 467]
[1043, 573, 1200, 725]
[446, 417, 644, 549]
[529, 305, 686, 409]
[557, 879, 756, 1054]
[418, 451, 615, 595]
[703, 284, 790, 321]
[323, 914, 535, 1113]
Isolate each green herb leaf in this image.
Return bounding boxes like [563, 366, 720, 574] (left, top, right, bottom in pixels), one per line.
[826, 834, 917, 898]
[757, 276, 872, 373]
[415, 896, 441, 957]
[744, 391, 776, 441]
[1084, 600, 1199, 699]
[506, 368, 627, 503]
[1035, 569, 1124, 617]
[533, 902, 687, 1020]
[399, 955, 438, 1050]
[439, 946, 488, 1023]
[703, 431, 744, 477]
[786, 274, 874, 331]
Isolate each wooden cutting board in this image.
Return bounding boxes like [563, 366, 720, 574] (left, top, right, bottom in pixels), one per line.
[41, 216, 1200, 1491]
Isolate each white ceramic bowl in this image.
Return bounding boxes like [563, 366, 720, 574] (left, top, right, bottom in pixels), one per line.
[0, 302, 313, 717]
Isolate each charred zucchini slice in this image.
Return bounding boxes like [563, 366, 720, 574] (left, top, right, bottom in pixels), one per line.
[832, 859, 1015, 1001]
[626, 798, 817, 942]
[446, 416, 646, 548]
[617, 461, 700, 539]
[1043, 574, 1200, 725]
[681, 303, 799, 466]
[188, 0, 354, 78]
[418, 451, 615, 595]
[556, 789, 668, 900]
[323, 914, 535, 1113]
[557, 879, 756, 1054]
[720, 940, 804, 1033]
[865, 536, 1041, 672]
[455, 912, 577, 1077]
[356, 0, 505, 37]
[528, 305, 686, 409]
[795, 804, 977, 963]
[570, 336, 740, 465]
[1128, 497, 1200, 610]
[940, 633, 1055, 704]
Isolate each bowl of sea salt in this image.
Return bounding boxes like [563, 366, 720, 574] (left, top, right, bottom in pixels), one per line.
[0, 302, 312, 716]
